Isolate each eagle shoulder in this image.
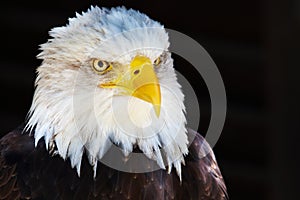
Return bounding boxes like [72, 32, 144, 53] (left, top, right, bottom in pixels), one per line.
[182, 128, 228, 200]
[0, 126, 81, 199]
[0, 126, 33, 199]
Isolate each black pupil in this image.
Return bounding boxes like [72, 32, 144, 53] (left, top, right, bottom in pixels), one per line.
[97, 61, 104, 68]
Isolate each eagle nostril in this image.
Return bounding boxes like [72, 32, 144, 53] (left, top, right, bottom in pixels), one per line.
[133, 69, 140, 75]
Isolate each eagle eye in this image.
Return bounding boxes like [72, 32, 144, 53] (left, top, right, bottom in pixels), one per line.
[92, 59, 112, 74]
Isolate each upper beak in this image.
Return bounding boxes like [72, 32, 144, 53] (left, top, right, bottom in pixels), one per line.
[100, 55, 161, 117]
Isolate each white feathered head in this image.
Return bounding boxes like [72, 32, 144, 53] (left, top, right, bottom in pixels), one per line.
[26, 6, 188, 178]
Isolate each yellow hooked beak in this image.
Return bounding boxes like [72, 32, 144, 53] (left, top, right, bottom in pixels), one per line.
[100, 55, 161, 117]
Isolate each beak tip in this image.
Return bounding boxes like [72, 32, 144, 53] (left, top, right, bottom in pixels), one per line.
[154, 105, 161, 118]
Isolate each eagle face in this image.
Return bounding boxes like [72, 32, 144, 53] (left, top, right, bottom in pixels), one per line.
[26, 6, 188, 177]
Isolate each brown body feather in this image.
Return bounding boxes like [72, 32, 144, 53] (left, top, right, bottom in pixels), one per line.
[0, 126, 227, 200]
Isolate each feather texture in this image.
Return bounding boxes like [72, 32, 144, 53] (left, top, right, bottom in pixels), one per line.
[25, 6, 188, 178]
[0, 126, 227, 200]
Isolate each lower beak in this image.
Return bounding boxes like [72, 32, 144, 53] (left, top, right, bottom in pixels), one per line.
[100, 55, 161, 117]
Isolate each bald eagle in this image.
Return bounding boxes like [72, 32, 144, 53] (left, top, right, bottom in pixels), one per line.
[0, 6, 228, 200]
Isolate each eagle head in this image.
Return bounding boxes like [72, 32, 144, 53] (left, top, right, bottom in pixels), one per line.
[26, 6, 188, 178]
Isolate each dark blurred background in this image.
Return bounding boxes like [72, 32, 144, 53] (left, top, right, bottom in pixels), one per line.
[0, 0, 299, 199]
